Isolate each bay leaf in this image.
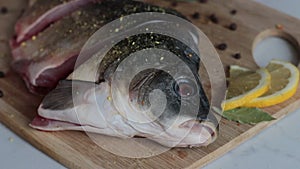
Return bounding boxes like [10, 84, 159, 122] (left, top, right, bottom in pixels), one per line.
[223, 108, 275, 124]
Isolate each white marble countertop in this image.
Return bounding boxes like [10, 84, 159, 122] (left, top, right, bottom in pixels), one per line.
[1, 0, 300, 168]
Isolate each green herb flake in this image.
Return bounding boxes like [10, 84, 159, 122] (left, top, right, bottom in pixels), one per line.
[223, 108, 276, 124]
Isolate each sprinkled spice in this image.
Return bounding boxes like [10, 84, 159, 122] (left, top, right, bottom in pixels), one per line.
[230, 9, 237, 15]
[0, 6, 8, 14]
[191, 12, 200, 19]
[232, 53, 241, 59]
[0, 71, 5, 78]
[216, 43, 227, 51]
[275, 24, 284, 30]
[0, 90, 3, 97]
[198, 0, 208, 3]
[228, 23, 237, 31]
[107, 96, 112, 101]
[209, 14, 219, 24]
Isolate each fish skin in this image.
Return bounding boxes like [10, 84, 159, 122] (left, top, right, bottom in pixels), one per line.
[11, 0, 187, 94]
[26, 0, 219, 147]
[97, 33, 210, 124]
[32, 32, 219, 147]
[30, 116, 138, 138]
[15, 0, 68, 35]
[14, 0, 187, 62]
[98, 33, 200, 83]
[34, 80, 139, 138]
[14, 0, 95, 44]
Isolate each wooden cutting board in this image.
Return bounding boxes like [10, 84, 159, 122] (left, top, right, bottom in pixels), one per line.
[1, 0, 300, 168]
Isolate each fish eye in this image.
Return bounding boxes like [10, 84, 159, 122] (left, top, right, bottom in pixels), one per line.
[174, 78, 197, 98]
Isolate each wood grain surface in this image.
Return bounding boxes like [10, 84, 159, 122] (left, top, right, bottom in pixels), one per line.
[0, 0, 300, 168]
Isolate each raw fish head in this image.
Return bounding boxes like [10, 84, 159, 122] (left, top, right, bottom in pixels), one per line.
[32, 12, 226, 148]
[34, 33, 219, 147]
[83, 33, 218, 147]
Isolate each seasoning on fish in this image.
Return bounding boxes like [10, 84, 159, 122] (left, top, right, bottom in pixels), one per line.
[11, 0, 186, 94]
[11, 0, 219, 148]
[30, 32, 218, 147]
[12, 0, 97, 45]
[31, 33, 218, 147]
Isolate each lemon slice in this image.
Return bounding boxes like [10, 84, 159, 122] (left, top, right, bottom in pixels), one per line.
[244, 60, 299, 107]
[223, 65, 271, 111]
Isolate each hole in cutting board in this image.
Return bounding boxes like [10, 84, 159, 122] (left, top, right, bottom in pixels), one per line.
[252, 29, 300, 67]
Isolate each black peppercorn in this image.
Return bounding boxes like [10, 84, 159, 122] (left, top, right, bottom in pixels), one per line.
[0, 6, 8, 14]
[232, 53, 241, 59]
[230, 9, 237, 15]
[216, 43, 227, 51]
[198, 0, 208, 3]
[0, 71, 4, 78]
[191, 12, 200, 19]
[228, 23, 237, 31]
[209, 14, 219, 24]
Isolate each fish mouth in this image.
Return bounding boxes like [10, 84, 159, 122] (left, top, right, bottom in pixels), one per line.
[177, 119, 218, 147]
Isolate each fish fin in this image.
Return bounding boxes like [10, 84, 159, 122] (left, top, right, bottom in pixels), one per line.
[30, 116, 136, 138]
[29, 115, 82, 131]
[30, 115, 99, 132]
[41, 80, 95, 110]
